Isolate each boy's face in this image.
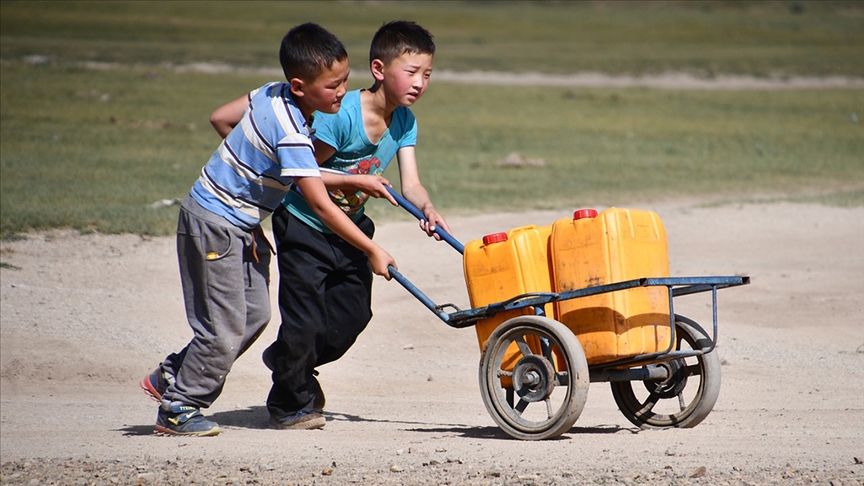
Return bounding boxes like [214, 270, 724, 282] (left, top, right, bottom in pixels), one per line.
[377, 52, 433, 107]
[292, 58, 350, 118]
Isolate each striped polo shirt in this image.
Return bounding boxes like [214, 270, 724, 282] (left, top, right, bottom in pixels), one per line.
[190, 82, 320, 230]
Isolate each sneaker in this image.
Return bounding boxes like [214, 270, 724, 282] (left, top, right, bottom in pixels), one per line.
[140, 367, 171, 402]
[155, 404, 220, 437]
[269, 410, 325, 430]
[262, 346, 326, 410]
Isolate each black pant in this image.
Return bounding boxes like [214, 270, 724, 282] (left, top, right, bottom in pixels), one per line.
[266, 206, 374, 419]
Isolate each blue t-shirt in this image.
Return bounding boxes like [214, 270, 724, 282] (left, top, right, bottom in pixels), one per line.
[190, 82, 320, 230]
[283, 89, 417, 233]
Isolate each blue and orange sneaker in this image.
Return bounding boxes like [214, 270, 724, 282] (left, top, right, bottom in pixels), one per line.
[139, 367, 172, 402]
[155, 404, 220, 437]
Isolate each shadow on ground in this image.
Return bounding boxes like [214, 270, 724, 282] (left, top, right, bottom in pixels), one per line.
[120, 405, 641, 441]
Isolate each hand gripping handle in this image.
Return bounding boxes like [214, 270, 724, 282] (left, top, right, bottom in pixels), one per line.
[385, 186, 464, 254]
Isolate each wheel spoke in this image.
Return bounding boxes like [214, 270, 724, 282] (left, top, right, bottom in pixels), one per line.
[684, 363, 702, 378]
[544, 397, 554, 419]
[554, 371, 569, 386]
[636, 392, 660, 416]
[677, 391, 686, 411]
[515, 398, 529, 414]
[506, 387, 514, 408]
[513, 335, 533, 357]
[540, 337, 554, 361]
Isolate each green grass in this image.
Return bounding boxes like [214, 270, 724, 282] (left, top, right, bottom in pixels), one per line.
[2, 1, 862, 76]
[378, 83, 863, 217]
[1, 1, 863, 237]
[0, 62, 275, 236]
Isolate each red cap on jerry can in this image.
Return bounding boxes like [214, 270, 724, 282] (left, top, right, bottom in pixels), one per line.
[482, 232, 508, 245]
[573, 208, 598, 220]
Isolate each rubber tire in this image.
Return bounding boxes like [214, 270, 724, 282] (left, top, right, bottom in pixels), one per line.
[610, 315, 721, 429]
[479, 315, 589, 440]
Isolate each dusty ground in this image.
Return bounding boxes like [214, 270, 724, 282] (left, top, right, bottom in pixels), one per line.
[1, 199, 863, 485]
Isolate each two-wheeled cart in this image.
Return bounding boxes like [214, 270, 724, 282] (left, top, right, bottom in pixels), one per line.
[385, 188, 749, 440]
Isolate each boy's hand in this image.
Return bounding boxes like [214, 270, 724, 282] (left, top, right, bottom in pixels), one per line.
[351, 175, 398, 207]
[368, 247, 397, 280]
[419, 207, 452, 241]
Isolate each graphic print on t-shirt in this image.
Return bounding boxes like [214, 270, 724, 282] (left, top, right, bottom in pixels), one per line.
[328, 156, 383, 214]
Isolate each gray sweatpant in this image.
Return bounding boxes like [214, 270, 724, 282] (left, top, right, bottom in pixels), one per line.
[159, 195, 271, 409]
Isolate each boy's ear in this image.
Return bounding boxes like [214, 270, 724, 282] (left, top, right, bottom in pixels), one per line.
[370, 59, 386, 82]
[289, 78, 305, 98]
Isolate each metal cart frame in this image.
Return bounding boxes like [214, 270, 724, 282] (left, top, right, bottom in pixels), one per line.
[385, 188, 749, 440]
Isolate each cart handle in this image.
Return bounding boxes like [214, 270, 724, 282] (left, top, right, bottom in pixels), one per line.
[388, 265, 453, 324]
[385, 186, 464, 254]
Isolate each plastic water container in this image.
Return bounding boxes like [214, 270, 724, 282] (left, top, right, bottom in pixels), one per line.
[550, 208, 671, 365]
[463, 225, 553, 360]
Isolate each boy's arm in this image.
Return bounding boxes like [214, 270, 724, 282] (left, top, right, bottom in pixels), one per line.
[210, 95, 249, 138]
[396, 146, 452, 238]
[313, 139, 398, 206]
[294, 176, 396, 279]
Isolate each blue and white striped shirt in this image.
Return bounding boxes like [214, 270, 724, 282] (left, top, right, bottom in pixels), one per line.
[190, 82, 320, 230]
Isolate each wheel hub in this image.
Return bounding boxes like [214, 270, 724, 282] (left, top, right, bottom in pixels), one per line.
[648, 359, 688, 399]
[512, 355, 556, 402]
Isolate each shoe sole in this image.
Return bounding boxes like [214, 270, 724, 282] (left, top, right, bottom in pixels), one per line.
[154, 425, 221, 437]
[139, 376, 162, 403]
[270, 414, 326, 430]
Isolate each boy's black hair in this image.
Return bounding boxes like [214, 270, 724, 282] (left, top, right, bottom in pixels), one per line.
[279, 23, 348, 82]
[369, 20, 435, 66]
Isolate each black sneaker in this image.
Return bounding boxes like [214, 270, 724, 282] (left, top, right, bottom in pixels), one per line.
[155, 404, 220, 437]
[269, 410, 325, 430]
[262, 346, 326, 410]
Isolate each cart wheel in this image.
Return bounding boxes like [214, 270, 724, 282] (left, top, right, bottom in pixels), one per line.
[479, 315, 589, 440]
[610, 315, 721, 429]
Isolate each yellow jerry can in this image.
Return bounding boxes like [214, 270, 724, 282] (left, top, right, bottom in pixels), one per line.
[550, 208, 671, 365]
[463, 225, 554, 372]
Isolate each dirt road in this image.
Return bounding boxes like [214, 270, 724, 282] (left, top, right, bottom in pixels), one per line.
[1, 200, 862, 485]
